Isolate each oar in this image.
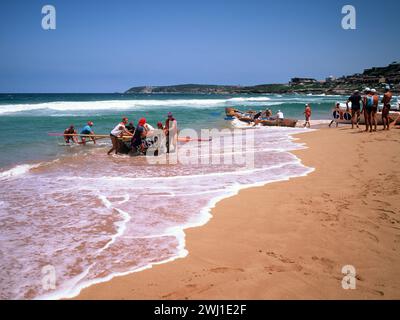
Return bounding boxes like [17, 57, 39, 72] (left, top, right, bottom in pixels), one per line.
[48, 132, 110, 138]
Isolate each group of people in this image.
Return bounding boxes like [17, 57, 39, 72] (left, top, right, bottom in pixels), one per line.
[107, 111, 178, 155]
[63, 121, 96, 144]
[64, 112, 178, 155]
[339, 86, 393, 131]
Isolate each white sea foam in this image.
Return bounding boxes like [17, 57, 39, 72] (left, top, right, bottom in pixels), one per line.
[0, 97, 277, 115]
[0, 164, 39, 180]
[0, 125, 315, 300]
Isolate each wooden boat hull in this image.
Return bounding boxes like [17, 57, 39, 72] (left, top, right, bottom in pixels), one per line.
[259, 119, 298, 127]
[226, 107, 298, 128]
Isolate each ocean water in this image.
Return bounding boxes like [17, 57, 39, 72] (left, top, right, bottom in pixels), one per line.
[0, 93, 341, 169]
[0, 93, 338, 299]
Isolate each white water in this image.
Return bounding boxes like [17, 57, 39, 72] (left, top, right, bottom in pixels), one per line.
[0, 126, 313, 299]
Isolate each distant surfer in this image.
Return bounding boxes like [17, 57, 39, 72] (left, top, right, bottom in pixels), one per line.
[381, 86, 393, 131]
[80, 121, 96, 144]
[63, 125, 78, 144]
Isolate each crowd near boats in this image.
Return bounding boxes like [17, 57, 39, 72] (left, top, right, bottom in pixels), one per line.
[227, 86, 400, 131]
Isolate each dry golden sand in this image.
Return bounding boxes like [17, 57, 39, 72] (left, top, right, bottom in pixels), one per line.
[76, 126, 400, 299]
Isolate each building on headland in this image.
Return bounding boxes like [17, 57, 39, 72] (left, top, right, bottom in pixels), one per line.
[325, 75, 336, 83]
[289, 77, 317, 85]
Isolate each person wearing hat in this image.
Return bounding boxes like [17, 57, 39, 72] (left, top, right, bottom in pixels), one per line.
[381, 85, 393, 130]
[165, 112, 177, 153]
[346, 89, 362, 129]
[130, 117, 147, 154]
[80, 121, 96, 144]
[303, 104, 311, 128]
[370, 89, 379, 132]
[362, 88, 373, 132]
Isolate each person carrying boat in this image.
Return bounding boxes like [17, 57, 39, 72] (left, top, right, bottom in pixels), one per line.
[303, 104, 311, 128]
[64, 125, 78, 144]
[381, 86, 393, 131]
[107, 117, 133, 155]
[126, 121, 135, 134]
[80, 121, 96, 145]
[131, 118, 148, 154]
[347, 90, 362, 129]
[165, 112, 178, 153]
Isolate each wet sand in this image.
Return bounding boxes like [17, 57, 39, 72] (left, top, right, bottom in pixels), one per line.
[76, 126, 400, 299]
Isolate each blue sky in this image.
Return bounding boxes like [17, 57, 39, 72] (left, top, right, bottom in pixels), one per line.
[0, 0, 399, 92]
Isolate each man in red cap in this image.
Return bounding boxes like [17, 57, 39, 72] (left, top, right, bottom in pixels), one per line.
[130, 118, 147, 154]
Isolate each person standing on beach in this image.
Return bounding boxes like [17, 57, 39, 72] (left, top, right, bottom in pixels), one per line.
[347, 90, 362, 129]
[362, 88, 373, 132]
[381, 86, 393, 130]
[370, 89, 379, 132]
[80, 121, 96, 144]
[329, 103, 341, 128]
[108, 117, 133, 155]
[303, 104, 311, 128]
[165, 112, 178, 153]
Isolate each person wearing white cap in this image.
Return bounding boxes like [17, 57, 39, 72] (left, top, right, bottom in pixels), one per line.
[381, 85, 393, 130]
[370, 89, 379, 131]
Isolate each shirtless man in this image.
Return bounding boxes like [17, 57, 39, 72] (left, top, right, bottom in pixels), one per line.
[381, 86, 393, 130]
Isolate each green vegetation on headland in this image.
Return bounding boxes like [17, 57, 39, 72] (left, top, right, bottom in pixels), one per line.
[125, 62, 400, 95]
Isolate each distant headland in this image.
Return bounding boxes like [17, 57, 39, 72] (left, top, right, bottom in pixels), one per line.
[125, 62, 400, 95]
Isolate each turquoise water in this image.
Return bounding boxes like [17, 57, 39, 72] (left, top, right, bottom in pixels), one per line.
[0, 93, 341, 169]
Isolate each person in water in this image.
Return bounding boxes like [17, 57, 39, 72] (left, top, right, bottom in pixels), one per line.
[64, 125, 78, 144]
[347, 90, 362, 129]
[80, 121, 96, 144]
[108, 117, 133, 155]
[329, 103, 341, 128]
[131, 118, 147, 154]
[303, 104, 311, 128]
[125, 121, 135, 134]
[381, 86, 393, 130]
[165, 112, 177, 153]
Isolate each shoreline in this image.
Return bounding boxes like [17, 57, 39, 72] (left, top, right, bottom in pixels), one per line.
[75, 126, 400, 299]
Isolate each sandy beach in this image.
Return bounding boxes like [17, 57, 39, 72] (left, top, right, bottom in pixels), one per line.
[74, 126, 400, 299]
